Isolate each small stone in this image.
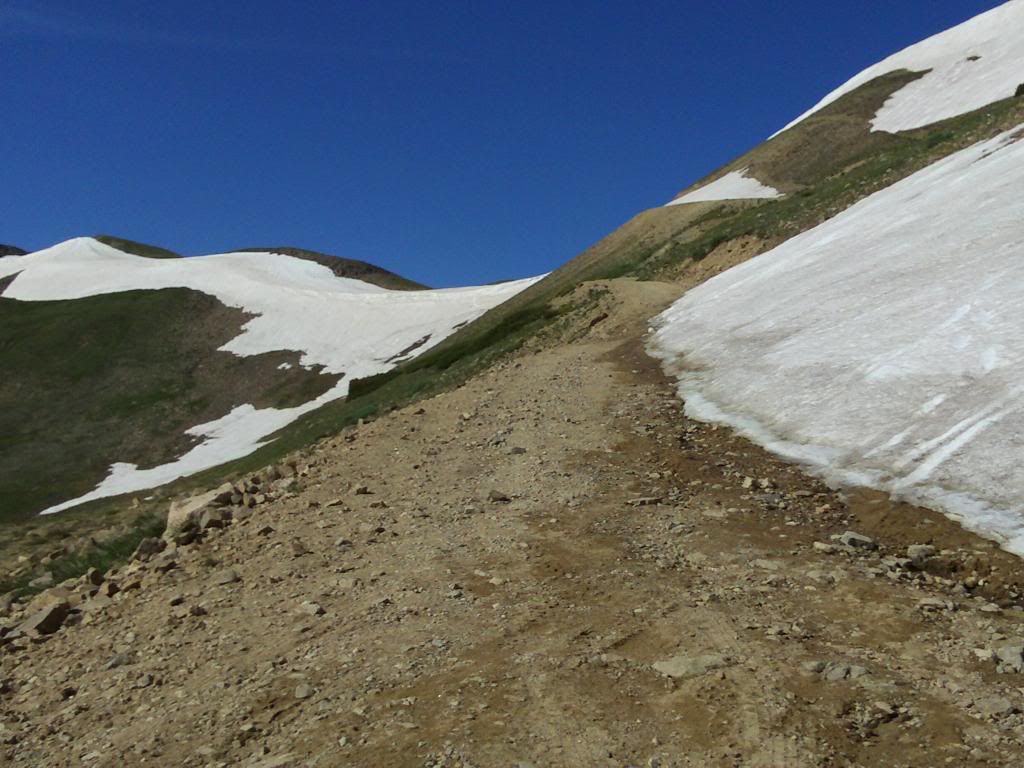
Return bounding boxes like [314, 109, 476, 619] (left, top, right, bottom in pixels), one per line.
[839, 531, 877, 550]
[995, 644, 1024, 673]
[28, 572, 54, 589]
[104, 651, 134, 669]
[488, 490, 511, 503]
[295, 683, 314, 700]
[627, 497, 663, 507]
[290, 539, 310, 557]
[652, 653, 727, 679]
[134, 673, 154, 689]
[212, 569, 240, 586]
[918, 597, 954, 612]
[132, 537, 166, 562]
[812, 542, 838, 555]
[975, 696, 1018, 718]
[299, 601, 325, 616]
[906, 544, 936, 567]
[352, 484, 371, 495]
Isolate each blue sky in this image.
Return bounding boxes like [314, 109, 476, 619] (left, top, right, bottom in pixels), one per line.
[0, 0, 1006, 286]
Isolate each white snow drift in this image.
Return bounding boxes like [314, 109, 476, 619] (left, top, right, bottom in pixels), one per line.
[666, 168, 782, 206]
[777, 0, 1024, 135]
[0, 239, 541, 514]
[650, 127, 1024, 554]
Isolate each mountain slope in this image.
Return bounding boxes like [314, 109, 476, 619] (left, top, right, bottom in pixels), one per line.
[0, 245, 26, 257]
[0, 238, 538, 518]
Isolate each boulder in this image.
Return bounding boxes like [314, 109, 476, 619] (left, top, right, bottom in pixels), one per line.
[907, 544, 936, 567]
[165, 486, 229, 541]
[995, 644, 1024, 673]
[17, 600, 70, 637]
[839, 531, 877, 550]
[132, 537, 165, 562]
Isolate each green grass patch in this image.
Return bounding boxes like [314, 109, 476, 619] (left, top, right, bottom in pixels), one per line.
[0, 508, 166, 598]
[0, 288, 337, 522]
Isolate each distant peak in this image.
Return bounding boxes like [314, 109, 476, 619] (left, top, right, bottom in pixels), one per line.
[0, 244, 27, 257]
[234, 246, 428, 291]
[93, 235, 181, 259]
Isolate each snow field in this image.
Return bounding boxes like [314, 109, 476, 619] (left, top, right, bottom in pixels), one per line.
[650, 127, 1024, 553]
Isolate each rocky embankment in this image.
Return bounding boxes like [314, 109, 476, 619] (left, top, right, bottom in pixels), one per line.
[1, 279, 1023, 767]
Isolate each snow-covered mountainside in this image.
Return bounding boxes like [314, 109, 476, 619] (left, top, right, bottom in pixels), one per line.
[0, 238, 540, 514]
[778, 0, 1024, 135]
[651, 1, 1024, 554]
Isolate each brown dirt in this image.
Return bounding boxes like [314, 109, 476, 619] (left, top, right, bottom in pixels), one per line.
[2, 279, 1023, 767]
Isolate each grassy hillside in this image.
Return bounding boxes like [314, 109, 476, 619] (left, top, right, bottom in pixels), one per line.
[0, 288, 338, 521]
[235, 246, 428, 291]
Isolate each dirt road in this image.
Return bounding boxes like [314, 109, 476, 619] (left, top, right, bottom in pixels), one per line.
[3, 279, 1023, 767]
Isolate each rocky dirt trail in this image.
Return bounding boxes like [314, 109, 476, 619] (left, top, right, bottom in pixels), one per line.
[2, 278, 1024, 767]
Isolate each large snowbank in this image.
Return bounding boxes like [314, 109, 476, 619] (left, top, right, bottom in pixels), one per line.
[777, 0, 1024, 135]
[0, 239, 541, 513]
[666, 169, 782, 206]
[650, 127, 1024, 553]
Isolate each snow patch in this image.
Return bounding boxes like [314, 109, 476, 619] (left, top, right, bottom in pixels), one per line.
[776, 1, 1024, 135]
[666, 169, 782, 206]
[650, 127, 1024, 554]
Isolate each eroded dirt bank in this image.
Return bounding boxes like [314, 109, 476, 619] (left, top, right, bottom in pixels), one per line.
[2, 279, 1023, 767]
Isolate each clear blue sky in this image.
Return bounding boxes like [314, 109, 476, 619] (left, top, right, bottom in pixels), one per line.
[0, 0, 1006, 286]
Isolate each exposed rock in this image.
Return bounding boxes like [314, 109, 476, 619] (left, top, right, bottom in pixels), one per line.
[132, 537, 166, 562]
[839, 531, 877, 550]
[27, 572, 54, 589]
[212, 569, 240, 586]
[488, 490, 512, 503]
[199, 507, 232, 530]
[17, 600, 70, 637]
[810, 661, 870, 682]
[974, 696, 1018, 719]
[907, 544, 936, 567]
[165, 488, 224, 541]
[627, 497, 662, 507]
[298, 601, 325, 616]
[652, 653, 726, 679]
[995, 644, 1024, 673]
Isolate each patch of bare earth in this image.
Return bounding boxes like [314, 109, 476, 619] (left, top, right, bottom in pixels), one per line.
[2, 279, 1023, 767]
